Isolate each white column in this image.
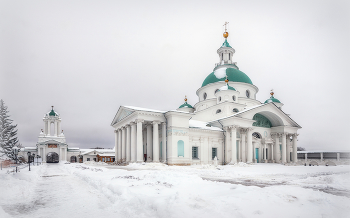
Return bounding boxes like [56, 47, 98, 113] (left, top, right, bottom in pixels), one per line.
[114, 130, 118, 162]
[241, 129, 246, 162]
[136, 119, 144, 162]
[43, 147, 46, 162]
[122, 127, 126, 162]
[54, 121, 58, 136]
[118, 129, 122, 162]
[320, 152, 323, 161]
[293, 134, 298, 163]
[337, 153, 340, 161]
[271, 143, 274, 162]
[47, 120, 51, 136]
[161, 122, 166, 163]
[231, 126, 237, 164]
[247, 128, 253, 163]
[305, 153, 308, 162]
[273, 133, 280, 163]
[65, 146, 67, 161]
[224, 127, 230, 164]
[57, 121, 61, 136]
[130, 122, 136, 162]
[126, 125, 131, 163]
[281, 133, 287, 163]
[286, 134, 291, 163]
[146, 124, 153, 162]
[44, 120, 48, 135]
[264, 143, 267, 163]
[152, 121, 160, 162]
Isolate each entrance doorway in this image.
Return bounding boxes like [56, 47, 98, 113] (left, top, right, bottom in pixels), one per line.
[255, 148, 259, 163]
[47, 152, 59, 163]
[70, 156, 77, 163]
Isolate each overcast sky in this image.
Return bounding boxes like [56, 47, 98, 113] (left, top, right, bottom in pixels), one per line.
[1, 0, 349, 150]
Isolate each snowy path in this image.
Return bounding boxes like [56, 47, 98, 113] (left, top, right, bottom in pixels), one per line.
[1, 164, 116, 218]
[1, 163, 350, 218]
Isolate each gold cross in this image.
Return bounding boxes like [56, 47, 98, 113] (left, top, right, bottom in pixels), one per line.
[223, 22, 229, 32]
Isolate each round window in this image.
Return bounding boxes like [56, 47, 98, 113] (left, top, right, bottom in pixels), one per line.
[232, 96, 236, 101]
[246, 90, 250, 98]
[216, 109, 222, 114]
[233, 108, 239, 112]
[203, 93, 207, 100]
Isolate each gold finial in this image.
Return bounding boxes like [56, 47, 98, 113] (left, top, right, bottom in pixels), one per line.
[225, 75, 229, 83]
[184, 95, 187, 102]
[270, 89, 274, 96]
[223, 22, 229, 38]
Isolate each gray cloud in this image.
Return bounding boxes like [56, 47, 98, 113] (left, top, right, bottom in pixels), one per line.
[1, 0, 349, 150]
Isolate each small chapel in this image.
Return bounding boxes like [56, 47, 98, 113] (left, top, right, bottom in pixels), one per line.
[111, 26, 302, 165]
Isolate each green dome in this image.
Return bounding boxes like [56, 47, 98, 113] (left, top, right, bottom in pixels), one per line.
[202, 67, 253, 87]
[49, 109, 57, 116]
[221, 39, 232, 48]
[179, 102, 193, 109]
[264, 96, 281, 104]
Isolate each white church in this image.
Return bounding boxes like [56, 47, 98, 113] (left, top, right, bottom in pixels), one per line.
[20, 107, 115, 163]
[111, 29, 301, 166]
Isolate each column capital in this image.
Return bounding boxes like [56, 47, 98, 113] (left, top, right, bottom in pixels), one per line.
[247, 127, 254, 132]
[223, 126, 231, 131]
[161, 122, 166, 126]
[240, 128, 247, 134]
[230, 125, 239, 131]
[270, 132, 278, 137]
[114, 130, 118, 133]
[135, 119, 144, 123]
[281, 132, 288, 136]
[130, 121, 136, 126]
[152, 120, 161, 125]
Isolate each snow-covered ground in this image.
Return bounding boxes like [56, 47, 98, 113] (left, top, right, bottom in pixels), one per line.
[0, 162, 349, 218]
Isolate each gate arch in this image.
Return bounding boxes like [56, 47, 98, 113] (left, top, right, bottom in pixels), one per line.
[47, 152, 59, 163]
[70, 156, 77, 163]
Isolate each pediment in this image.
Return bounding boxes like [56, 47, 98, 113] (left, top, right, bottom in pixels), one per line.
[111, 106, 135, 126]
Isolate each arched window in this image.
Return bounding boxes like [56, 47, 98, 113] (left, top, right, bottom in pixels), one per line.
[215, 89, 219, 94]
[216, 109, 222, 114]
[203, 93, 207, 100]
[246, 90, 250, 98]
[232, 96, 236, 101]
[177, 140, 184, 157]
[229, 53, 231, 60]
[252, 132, 261, 139]
[233, 108, 239, 112]
[218, 96, 221, 102]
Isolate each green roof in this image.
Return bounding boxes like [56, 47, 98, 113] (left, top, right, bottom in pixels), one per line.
[49, 109, 57, 116]
[179, 102, 193, 109]
[264, 96, 281, 104]
[221, 39, 232, 48]
[202, 67, 253, 87]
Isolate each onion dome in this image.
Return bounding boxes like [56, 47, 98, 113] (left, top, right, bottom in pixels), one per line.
[221, 39, 232, 48]
[179, 96, 193, 108]
[49, 106, 58, 116]
[202, 67, 252, 87]
[264, 90, 281, 104]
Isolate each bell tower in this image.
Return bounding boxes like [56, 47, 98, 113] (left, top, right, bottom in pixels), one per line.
[216, 22, 237, 67]
[43, 106, 62, 137]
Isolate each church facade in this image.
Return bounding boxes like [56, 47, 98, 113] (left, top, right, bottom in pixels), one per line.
[111, 30, 301, 165]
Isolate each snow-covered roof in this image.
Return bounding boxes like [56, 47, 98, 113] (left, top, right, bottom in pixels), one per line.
[208, 104, 264, 123]
[297, 150, 350, 154]
[97, 153, 115, 157]
[189, 120, 222, 131]
[80, 149, 114, 155]
[124, 106, 166, 113]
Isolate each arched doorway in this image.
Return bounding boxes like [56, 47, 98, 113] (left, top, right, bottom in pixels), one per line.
[47, 152, 59, 163]
[70, 156, 77, 163]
